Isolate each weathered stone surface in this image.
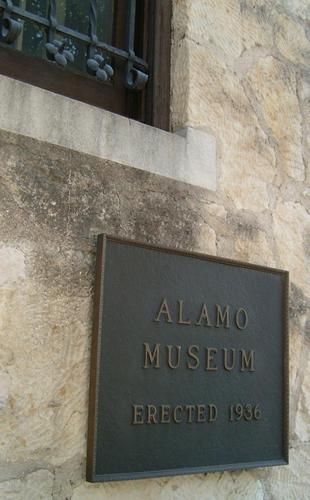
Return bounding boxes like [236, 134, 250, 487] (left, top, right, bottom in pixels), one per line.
[0, 76, 216, 191]
[0, 0, 309, 498]
[273, 201, 310, 292]
[246, 56, 305, 182]
[0, 370, 10, 409]
[298, 76, 310, 177]
[274, 11, 310, 68]
[267, 444, 310, 500]
[0, 246, 25, 286]
[178, 42, 277, 211]
[234, 229, 275, 267]
[53, 455, 85, 500]
[171, 36, 190, 129]
[0, 470, 54, 500]
[182, 0, 273, 60]
[72, 471, 264, 500]
[275, 0, 310, 21]
[295, 354, 310, 442]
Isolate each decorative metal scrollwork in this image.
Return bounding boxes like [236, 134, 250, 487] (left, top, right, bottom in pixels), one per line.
[87, 53, 114, 82]
[86, 0, 114, 82]
[45, 39, 74, 66]
[124, 57, 148, 90]
[124, 1, 148, 90]
[0, 0, 22, 44]
[0, 0, 148, 90]
[45, 0, 74, 67]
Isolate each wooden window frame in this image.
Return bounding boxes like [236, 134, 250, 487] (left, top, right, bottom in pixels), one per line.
[0, 0, 171, 130]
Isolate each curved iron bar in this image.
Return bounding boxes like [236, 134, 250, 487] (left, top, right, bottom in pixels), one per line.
[88, 0, 98, 45]
[45, 0, 74, 66]
[124, 0, 148, 90]
[0, 0, 22, 44]
[0, 0, 148, 88]
[86, 0, 114, 82]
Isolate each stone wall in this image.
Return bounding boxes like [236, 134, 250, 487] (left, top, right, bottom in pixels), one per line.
[0, 0, 309, 499]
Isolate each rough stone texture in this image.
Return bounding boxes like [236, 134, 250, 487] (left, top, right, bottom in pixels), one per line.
[71, 470, 264, 500]
[0, 76, 217, 190]
[246, 56, 305, 182]
[170, 1, 310, 498]
[0, 0, 309, 499]
[0, 470, 54, 500]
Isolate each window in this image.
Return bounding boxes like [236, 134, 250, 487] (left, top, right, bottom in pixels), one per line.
[0, 0, 171, 130]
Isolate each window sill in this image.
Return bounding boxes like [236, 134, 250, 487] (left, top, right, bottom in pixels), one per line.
[0, 75, 216, 190]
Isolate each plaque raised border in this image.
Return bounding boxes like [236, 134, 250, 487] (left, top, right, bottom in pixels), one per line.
[87, 234, 289, 482]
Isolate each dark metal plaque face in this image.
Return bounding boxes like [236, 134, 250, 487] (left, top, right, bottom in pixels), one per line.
[87, 235, 289, 482]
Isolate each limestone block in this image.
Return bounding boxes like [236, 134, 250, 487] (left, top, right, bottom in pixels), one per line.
[0, 469, 54, 500]
[72, 471, 264, 500]
[184, 0, 273, 59]
[295, 354, 310, 442]
[234, 229, 275, 267]
[275, 0, 310, 21]
[0, 76, 216, 191]
[52, 455, 85, 500]
[186, 42, 252, 127]
[298, 77, 310, 173]
[0, 370, 10, 409]
[274, 11, 310, 68]
[155, 471, 264, 500]
[171, 0, 189, 44]
[205, 203, 227, 219]
[181, 42, 277, 210]
[0, 245, 25, 286]
[246, 56, 305, 181]
[267, 444, 310, 499]
[171, 37, 190, 129]
[171, 1, 274, 128]
[289, 325, 303, 419]
[0, 273, 90, 465]
[273, 201, 309, 292]
[227, 167, 271, 211]
[194, 224, 217, 255]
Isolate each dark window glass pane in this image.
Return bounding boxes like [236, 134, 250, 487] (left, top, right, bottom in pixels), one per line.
[16, 17, 46, 59]
[56, 0, 114, 42]
[57, 0, 89, 35]
[26, 0, 48, 16]
[13, 0, 115, 73]
[97, 0, 114, 43]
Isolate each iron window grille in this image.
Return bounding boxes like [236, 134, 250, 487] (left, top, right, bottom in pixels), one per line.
[0, 0, 148, 90]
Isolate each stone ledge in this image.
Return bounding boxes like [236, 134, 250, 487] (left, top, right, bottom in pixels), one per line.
[0, 75, 216, 190]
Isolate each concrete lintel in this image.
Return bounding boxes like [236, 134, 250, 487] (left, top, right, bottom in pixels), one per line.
[0, 75, 216, 190]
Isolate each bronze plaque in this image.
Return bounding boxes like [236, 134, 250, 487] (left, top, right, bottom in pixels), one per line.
[87, 235, 289, 482]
